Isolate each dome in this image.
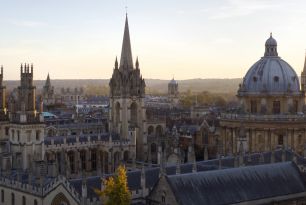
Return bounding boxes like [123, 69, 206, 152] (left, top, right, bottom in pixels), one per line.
[265, 33, 277, 46]
[169, 78, 177, 85]
[239, 34, 300, 96]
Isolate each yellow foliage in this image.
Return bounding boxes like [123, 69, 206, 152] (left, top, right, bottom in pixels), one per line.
[95, 165, 131, 205]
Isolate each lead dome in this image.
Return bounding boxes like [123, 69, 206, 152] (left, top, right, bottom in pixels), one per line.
[238, 34, 300, 96]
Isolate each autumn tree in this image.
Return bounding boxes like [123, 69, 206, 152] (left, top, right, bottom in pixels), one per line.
[95, 165, 131, 205]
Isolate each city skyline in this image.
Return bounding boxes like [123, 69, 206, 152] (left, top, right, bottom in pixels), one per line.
[1, 0, 306, 80]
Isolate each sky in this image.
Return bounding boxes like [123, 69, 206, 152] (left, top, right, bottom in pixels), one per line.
[1, 0, 306, 80]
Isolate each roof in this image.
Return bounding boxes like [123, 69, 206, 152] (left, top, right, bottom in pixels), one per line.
[166, 162, 306, 205]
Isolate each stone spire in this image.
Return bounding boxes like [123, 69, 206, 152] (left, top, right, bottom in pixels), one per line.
[46, 73, 51, 87]
[120, 14, 133, 69]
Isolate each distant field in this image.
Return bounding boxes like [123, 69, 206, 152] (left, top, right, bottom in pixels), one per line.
[5, 78, 242, 95]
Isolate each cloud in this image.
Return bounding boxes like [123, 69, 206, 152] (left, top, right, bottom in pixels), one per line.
[206, 0, 290, 19]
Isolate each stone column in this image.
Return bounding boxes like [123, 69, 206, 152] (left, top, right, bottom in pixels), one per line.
[264, 129, 268, 152]
[232, 128, 237, 155]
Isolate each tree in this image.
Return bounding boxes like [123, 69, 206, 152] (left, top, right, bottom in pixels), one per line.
[95, 165, 131, 205]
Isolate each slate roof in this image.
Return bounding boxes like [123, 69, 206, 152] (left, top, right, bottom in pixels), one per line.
[166, 162, 306, 205]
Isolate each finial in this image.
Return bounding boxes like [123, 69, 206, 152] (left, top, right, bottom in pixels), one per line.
[125, 0, 128, 15]
[31, 63, 33, 73]
[270, 32, 272, 37]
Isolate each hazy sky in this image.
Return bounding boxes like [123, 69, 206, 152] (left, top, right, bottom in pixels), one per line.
[1, 0, 306, 80]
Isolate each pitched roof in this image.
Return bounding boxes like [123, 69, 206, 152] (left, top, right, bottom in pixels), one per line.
[166, 162, 306, 205]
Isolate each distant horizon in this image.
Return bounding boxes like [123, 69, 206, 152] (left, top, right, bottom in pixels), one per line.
[1, 1, 306, 80]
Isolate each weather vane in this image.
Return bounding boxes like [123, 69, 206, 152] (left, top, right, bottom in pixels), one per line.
[125, 0, 128, 14]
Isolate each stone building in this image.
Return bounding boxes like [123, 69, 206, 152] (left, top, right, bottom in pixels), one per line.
[60, 87, 85, 106]
[220, 34, 306, 156]
[109, 14, 147, 160]
[168, 78, 179, 107]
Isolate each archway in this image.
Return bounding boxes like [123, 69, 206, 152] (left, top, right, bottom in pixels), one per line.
[156, 125, 163, 137]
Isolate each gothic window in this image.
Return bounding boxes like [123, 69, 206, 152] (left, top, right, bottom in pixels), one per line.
[1, 190, 4, 203]
[91, 150, 97, 170]
[278, 135, 284, 145]
[273, 101, 280, 114]
[11, 193, 14, 205]
[130, 102, 138, 126]
[115, 102, 120, 127]
[80, 150, 86, 170]
[22, 196, 26, 205]
[251, 100, 257, 114]
[68, 151, 75, 173]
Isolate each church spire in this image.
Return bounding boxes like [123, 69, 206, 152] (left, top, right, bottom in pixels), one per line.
[45, 73, 51, 87]
[120, 14, 133, 69]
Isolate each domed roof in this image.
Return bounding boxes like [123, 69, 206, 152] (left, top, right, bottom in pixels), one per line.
[265, 33, 277, 46]
[238, 34, 300, 96]
[169, 78, 178, 85]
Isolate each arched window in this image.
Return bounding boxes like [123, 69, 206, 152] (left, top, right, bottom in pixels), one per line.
[22, 196, 26, 205]
[11, 193, 14, 205]
[34, 199, 38, 205]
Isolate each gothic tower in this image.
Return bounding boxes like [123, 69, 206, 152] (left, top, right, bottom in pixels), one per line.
[8, 64, 45, 170]
[109, 15, 146, 160]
